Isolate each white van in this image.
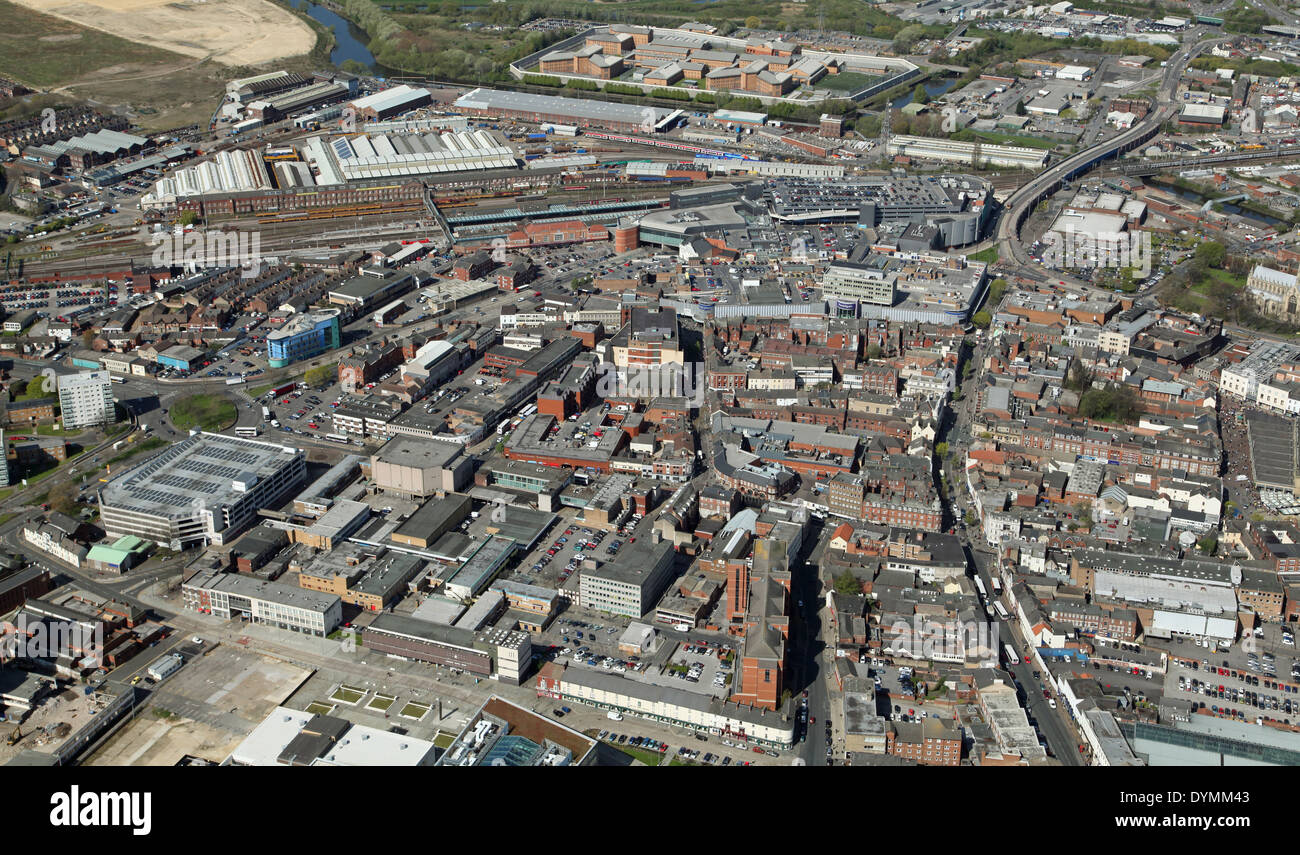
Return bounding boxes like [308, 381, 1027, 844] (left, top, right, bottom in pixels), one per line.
[607, 711, 624, 721]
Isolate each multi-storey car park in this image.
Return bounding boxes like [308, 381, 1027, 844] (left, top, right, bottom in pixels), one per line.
[98, 432, 306, 550]
[764, 175, 994, 248]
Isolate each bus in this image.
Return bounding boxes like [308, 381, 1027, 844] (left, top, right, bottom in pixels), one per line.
[496, 418, 512, 436]
[993, 602, 1010, 621]
[324, 433, 350, 444]
[973, 576, 987, 599]
[1003, 644, 1020, 666]
[235, 426, 261, 438]
[112, 376, 128, 385]
[262, 406, 271, 422]
[991, 577, 1002, 595]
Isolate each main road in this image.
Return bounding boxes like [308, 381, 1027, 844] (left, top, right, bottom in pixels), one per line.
[993, 34, 1223, 293]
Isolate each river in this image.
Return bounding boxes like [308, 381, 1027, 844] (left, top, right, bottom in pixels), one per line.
[287, 0, 379, 70]
[1158, 182, 1290, 230]
[890, 77, 958, 110]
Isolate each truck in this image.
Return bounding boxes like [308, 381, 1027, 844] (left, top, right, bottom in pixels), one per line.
[225, 377, 244, 385]
[269, 382, 296, 398]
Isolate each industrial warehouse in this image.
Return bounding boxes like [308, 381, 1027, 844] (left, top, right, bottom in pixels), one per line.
[454, 87, 679, 133]
[144, 128, 517, 208]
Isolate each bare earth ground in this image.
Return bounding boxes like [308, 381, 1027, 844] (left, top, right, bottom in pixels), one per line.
[84, 716, 245, 766]
[11, 0, 315, 66]
[85, 648, 314, 765]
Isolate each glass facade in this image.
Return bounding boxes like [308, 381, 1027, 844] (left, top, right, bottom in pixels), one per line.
[267, 312, 342, 368]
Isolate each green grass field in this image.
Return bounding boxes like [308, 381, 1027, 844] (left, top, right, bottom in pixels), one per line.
[106, 436, 166, 468]
[0, 0, 186, 88]
[619, 746, 664, 766]
[330, 687, 364, 704]
[812, 71, 883, 93]
[35, 424, 80, 437]
[170, 394, 238, 433]
[366, 695, 395, 712]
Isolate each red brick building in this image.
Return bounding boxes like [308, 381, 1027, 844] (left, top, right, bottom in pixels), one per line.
[886, 718, 962, 765]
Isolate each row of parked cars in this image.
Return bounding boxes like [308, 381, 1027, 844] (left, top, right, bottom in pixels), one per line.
[600, 732, 668, 754]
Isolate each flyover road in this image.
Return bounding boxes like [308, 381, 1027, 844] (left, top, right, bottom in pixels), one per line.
[993, 35, 1224, 295]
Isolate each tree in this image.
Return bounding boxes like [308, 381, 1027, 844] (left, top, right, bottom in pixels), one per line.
[7, 378, 26, 399]
[1194, 241, 1227, 269]
[964, 509, 979, 527]
[744, 15, 762, 28]
[911, 83, 930, 105]
[82, 329, 96, 348]
[303, 363, 337, 388]
[867, 343, 883, 360]
[893, 24, 925, 54]
[834, 569, 862, 596]
[935, 441, 950, 458]
[47, 481, 79, 517]
[971, 310, 991, 328]
[1065, 358, 1095, 393]
[177, 211, 198, 227]
[1078, 382, 1140, 424]
[1197, 535, 1218, 555]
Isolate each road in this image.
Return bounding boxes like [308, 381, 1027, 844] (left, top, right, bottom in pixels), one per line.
[938, 336, 1086, 764]
[993, 34, 1223, 295]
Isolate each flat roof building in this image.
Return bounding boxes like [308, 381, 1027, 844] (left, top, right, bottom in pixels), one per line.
[183, 565, 341, 636]
[267, 309, 341, 368]
[362, 612, 531, 683]
[57, 370, 115, 430]
[371, 435, 472, 497]
[98, 432, 306, 550]
[580, 535, 676, 618]
[229, 706, 438, 766]
[454, 87, 674, 133]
